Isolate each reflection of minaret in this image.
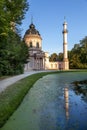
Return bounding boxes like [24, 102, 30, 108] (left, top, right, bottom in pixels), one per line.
[64, 87, 69, 119]
[62, 18, 69, 70]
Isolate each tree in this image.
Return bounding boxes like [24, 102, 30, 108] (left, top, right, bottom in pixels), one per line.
[0, 31, 29, 75]
[58, 53, 63, 61]
[69, 36, 87, 69]
[0, 0, 9, 36]
[79, 36, 87, 64]
[49, 52, 63, 62]
[0, 0, 29, 76]
[49, 53, 58, 62]
[0, 0, 29, 35]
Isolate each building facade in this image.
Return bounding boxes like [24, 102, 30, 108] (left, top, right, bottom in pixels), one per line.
[24, 21, 69, 71]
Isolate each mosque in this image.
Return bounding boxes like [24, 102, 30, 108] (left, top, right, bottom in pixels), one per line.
[24, 20, 69, 71]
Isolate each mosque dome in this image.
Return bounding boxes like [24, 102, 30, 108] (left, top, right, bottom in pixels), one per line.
[25, 23, 41, 36]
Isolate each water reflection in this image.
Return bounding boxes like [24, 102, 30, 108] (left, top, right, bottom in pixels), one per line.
[64, 87, 69, 120]
[72, 80, 87, 103]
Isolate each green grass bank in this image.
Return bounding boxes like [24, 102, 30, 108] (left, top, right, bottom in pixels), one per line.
[0, 70, 87, 128]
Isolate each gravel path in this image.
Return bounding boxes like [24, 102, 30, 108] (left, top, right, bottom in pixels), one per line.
[0, 71, 47, 93]
[0, 70, 55, 93]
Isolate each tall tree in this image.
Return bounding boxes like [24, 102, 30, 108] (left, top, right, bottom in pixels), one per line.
[79, 36, 87, 64]
[69, 36, 87, 69]
[0, 0, 29, 32]
[0, 0, 29, 76]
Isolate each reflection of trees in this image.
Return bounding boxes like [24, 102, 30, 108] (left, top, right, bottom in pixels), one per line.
[72, 80, 87, 102]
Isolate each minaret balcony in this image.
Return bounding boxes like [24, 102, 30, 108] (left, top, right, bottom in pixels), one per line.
[62, 29, 68, 33]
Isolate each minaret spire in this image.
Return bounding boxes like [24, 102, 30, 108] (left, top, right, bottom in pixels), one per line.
[64, 16, 66, 22]
[62, 19, 69, 70]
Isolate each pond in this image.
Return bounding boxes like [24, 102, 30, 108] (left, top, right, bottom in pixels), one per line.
[1, 72, 87, 130]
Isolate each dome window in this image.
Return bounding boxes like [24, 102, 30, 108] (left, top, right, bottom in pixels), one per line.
[36, 42, 39, 48]
[30, 42, 32, 47]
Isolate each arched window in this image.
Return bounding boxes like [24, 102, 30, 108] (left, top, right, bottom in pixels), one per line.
[30, 42, 32, 47]
[36, 42, 39, 48]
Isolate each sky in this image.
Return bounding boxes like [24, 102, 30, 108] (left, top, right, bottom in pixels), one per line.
[21, 0, 87, 55]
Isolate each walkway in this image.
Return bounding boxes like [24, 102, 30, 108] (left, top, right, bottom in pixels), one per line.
[0, 70, 55, 93]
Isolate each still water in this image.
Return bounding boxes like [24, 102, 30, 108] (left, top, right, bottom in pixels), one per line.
[1, 72, 87, 130]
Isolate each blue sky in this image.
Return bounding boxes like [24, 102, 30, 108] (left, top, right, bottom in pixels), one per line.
[21, 0, 87, 55]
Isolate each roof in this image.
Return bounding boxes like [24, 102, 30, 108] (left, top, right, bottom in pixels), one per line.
[25, 23, 41, 36]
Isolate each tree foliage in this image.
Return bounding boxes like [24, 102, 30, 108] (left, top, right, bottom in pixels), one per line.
[49, 53, 63, 62]
[49, 53, 58, 62]
[69, 36, 87, 69]
[0, 0, 29, 76]
[0, 31, 29, 75]
[0, 0, 29, 35]
[58, 53, 63, 61]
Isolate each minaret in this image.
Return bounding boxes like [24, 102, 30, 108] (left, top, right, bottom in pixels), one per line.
[62, 19, 69, 70]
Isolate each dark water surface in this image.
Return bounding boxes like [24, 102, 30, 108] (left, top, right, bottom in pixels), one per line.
[1, 72, 87, 130]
